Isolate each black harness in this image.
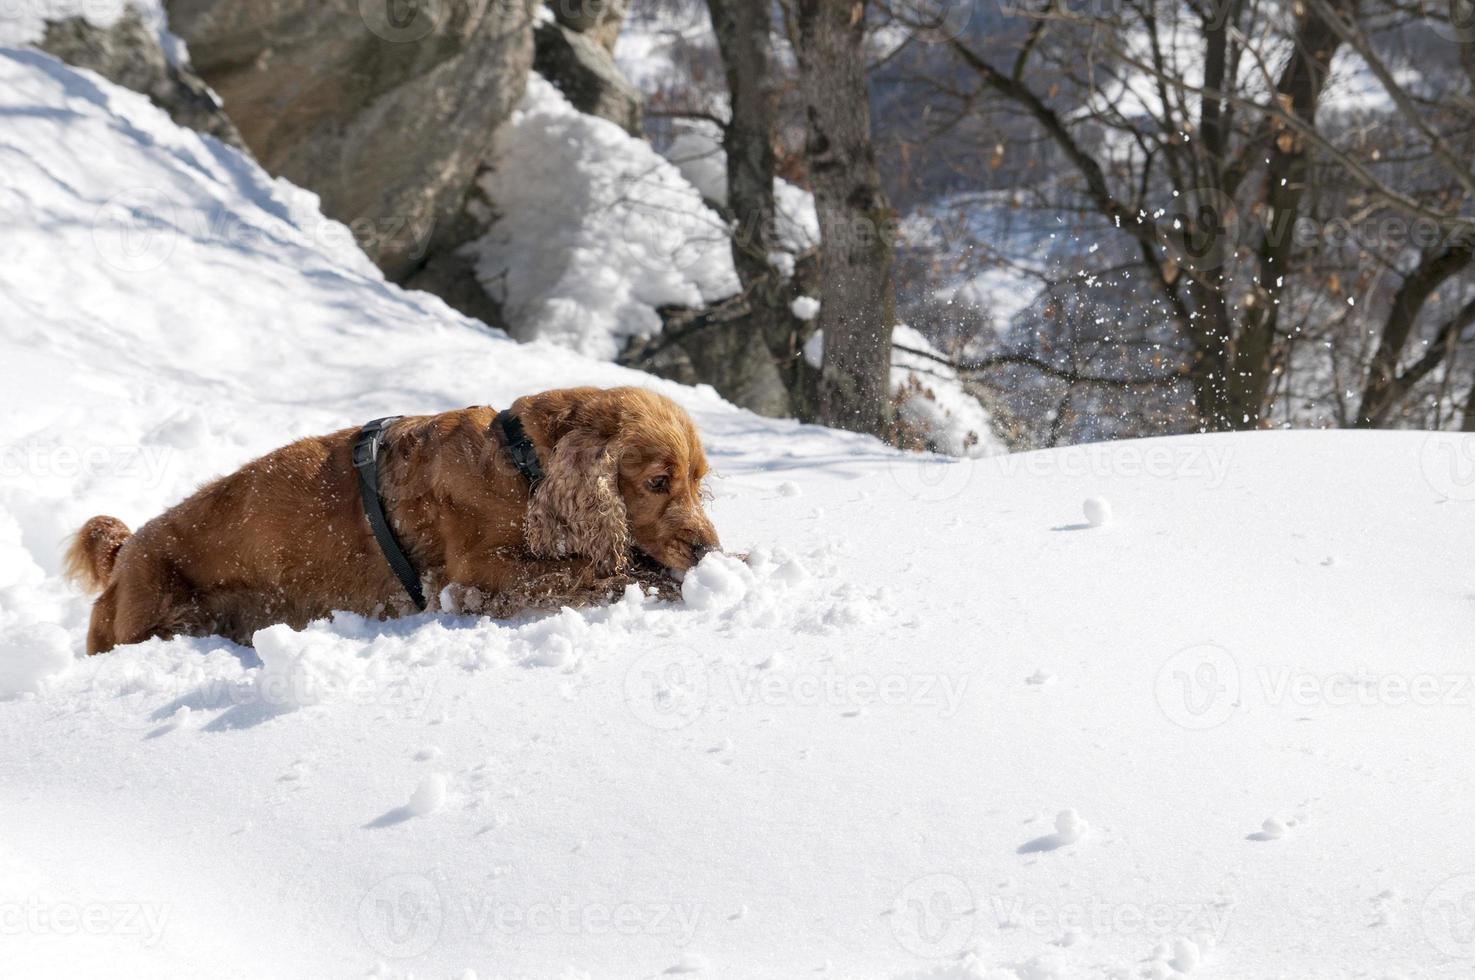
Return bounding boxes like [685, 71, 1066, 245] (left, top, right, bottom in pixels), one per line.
[493, 409, 545, 489]
[351, 410, 543, 613]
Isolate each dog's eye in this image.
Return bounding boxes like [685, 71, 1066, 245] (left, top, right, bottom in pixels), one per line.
[647, 475, 670, 494]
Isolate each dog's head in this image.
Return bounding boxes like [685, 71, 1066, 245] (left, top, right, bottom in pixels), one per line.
[518, 387, 720, 575]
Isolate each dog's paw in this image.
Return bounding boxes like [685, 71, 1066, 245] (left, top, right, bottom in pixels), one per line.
[437, 581, 492, 615]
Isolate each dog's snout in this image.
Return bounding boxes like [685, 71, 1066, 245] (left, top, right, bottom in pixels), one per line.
[690, 542, 712, 563]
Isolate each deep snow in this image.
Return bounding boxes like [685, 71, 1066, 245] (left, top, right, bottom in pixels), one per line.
[3, 46, 1475, 980]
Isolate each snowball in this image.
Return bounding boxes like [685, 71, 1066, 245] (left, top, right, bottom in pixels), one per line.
[1260, 817, 1287, 840]
[1054, 809, 1087, 844]
[1082, 497, 1112, 526]
[1169, 937, 1202, 973]
[0, 622, 72, 699]
[408, 774, 447, 816]
[680, 553, 754, 611]
[790, 296, 820, 321]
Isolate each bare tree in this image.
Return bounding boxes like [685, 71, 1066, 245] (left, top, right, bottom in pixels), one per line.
[881, 0, 1475, 436]
[706, 0, 821, 416]
[782, 0, 898, 434]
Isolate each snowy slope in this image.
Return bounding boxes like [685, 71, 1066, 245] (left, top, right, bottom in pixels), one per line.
[4, 48, 1475, 980]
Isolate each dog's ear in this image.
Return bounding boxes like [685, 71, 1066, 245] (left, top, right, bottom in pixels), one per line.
[523, 426, 629, 576]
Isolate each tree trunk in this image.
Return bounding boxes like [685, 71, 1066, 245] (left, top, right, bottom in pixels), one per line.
[708, 0, 778, 294]
[1222, 0, 1345, 429]
[1355, 245, 1474, 426]
[707, 0, 819, 419]
[786, 0, 896, 435]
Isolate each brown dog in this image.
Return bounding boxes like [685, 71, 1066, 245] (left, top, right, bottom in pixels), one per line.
[64, 386, 721, 654]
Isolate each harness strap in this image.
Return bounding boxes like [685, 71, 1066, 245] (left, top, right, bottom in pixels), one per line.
[351, 417, 427, 611]
[495, 409, 545, 490]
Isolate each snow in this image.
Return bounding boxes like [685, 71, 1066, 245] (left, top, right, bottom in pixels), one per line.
[664, 127, 728, 203]
[891, 325, 1007, 457]
[661, 123, 820, 261]
[0, 0, 183, 64]
[467, 76, 739, 360]
[0, 0, 140, 47]
[612, 0, 719, 97]
[3, 46, 1475, 980]
[804, 325, 1005, 455]
[790, 295, 820, 321]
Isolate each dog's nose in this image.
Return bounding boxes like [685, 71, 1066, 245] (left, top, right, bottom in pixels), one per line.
[690, 542, 712, 564]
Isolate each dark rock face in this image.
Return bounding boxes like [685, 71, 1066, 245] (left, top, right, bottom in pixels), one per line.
[533, 17, 641, 135]
[164, 0, 539, 279]
[38, 9, 247, 151]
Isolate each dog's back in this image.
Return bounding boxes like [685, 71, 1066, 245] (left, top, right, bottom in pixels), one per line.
[66, 426, 404, 653]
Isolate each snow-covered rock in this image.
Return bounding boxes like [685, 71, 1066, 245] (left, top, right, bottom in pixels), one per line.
[468, 76, 739, 359]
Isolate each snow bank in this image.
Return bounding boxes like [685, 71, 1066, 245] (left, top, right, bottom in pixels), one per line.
[803, 324, 1007, 456]
[468, 76, 739, 359]
[891, 324, 1007, 457]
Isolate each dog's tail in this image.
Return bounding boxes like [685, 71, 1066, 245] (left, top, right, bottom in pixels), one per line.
[63, 516, 131, 593]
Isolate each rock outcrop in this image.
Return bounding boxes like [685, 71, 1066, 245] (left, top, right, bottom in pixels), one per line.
[547, 0, 626, 51]
[37, 9, 246, 150]
[164, 0, 540, 279]
[533, 16, 642, 135]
